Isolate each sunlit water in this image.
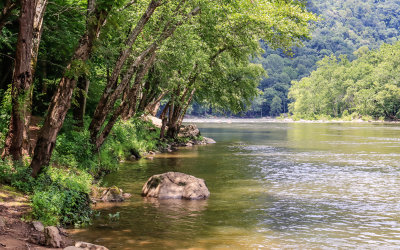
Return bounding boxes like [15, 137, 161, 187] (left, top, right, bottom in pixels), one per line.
[70, 122, 400, 249]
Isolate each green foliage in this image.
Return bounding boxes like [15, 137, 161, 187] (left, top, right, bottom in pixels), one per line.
[0, 0, 318, 227]
[206, 0, 400, 117]
[289, 42, 400, 120]
[0, 86, 11, 144]
[31, 167, 92, 226]
[0, 159, 92, 226]
[0, 114, 161, 226]
[101, 118, 160, 161]
[108, 211, 120, 221]
[52, 122, 98, 173]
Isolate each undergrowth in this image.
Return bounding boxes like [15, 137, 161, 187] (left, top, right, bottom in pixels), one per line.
[0, 116, 162, 226]
[0, 160, 92, 226]
[0, 87, 11, 145]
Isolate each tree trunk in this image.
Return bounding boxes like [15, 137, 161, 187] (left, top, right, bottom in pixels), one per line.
[165, 72, 198, 139]
[22, 0, 48, 156]
[121, 51, 156, 120]
[30, 3, 109, 177]
[144, 92, 167, 116]
[2, 0, 35, 160]
[89, 43, 156, 143]
[93, 51, 156, 150]
[89, 0, 162, 141]
[89, 5, 201, 144]
[177, 88, 195, 127]
[159, 102, 170, 140]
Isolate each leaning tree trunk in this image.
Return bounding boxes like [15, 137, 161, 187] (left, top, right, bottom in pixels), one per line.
[89, 5, 201, 144]
[30, 2, 109, 177]
[120, 51, 156, 120]
[1, 0, 35, 161]
[22, 0, 48, 156]
[93, 51, 157, 150]
[144, 91, 167, 116]
[89, 0, 162, 142]
[165, 74, 198, 139]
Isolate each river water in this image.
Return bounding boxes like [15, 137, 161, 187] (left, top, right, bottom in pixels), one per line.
[71, 121, 400, 249]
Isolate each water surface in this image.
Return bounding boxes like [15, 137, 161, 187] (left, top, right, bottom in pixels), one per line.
[71, 122, 400, 249]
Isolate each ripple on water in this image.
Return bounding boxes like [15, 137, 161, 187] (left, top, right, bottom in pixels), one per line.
[230, 140, 400, 248]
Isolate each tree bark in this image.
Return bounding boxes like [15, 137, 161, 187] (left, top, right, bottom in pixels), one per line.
[93, 51, 157, 150]
[106, 0, 162, 93]
[121, 51, 156, 120]
[22, 0, 48, 156]
[159, 102, 170, 140]
[2, 0, 35, 160]
[144, 91, 167, 116]
[89, 0, 162, 141]
[71, 0, 95, 129]
[30, 2, 110, 177]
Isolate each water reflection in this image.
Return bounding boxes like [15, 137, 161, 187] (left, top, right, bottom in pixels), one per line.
[142, 198, 208, 218]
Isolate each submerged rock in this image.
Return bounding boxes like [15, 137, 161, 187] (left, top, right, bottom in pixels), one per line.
[91, 186, 131, 203]
[142, 172, 210, 200]
[204, 137, 216, 144]
[69, 241, 109, 250]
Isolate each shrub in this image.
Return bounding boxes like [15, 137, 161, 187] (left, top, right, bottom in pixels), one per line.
[0, 86, 11, 145]
[0, 160, 92, 227]
[101, 118, 160, 161]
[31, 167, 93, 226]
[51, 129, 97, 172]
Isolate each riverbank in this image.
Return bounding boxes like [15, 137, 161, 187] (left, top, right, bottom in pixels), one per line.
[0, 117, 215, 249]
[0, 185, 74, 249]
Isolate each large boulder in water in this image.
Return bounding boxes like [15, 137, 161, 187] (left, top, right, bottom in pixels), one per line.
[142, 172, 210, 200]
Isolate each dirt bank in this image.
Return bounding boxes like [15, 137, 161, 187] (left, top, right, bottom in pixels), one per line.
[0, 185, 73, 249]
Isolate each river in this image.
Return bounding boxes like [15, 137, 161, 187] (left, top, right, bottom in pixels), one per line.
[70, 121, 400, 249]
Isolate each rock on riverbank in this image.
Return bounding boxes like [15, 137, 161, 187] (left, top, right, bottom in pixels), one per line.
[0, 185, 109, 249]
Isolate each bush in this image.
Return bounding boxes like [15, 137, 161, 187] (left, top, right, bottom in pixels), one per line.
[51, 129, 98, 172]
[0, 86, 11, 145]
[0, 159, 35, 193]
[101, 118, 160, 161]
[32, 186, 91, 226]
[0, 160, 92, 226]
[31, 167, 93, 226]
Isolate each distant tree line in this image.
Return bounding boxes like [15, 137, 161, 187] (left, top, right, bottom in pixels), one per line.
[289, 42, 400, 120]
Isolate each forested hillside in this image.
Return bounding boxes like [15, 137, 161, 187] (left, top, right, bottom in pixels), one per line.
[190, 0, 400, 117]
[289, 42, 400, 120]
